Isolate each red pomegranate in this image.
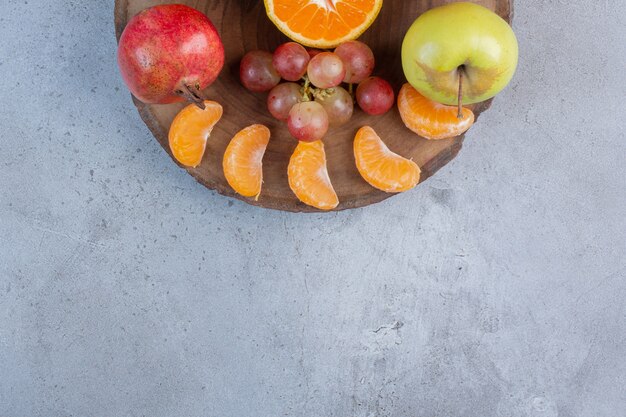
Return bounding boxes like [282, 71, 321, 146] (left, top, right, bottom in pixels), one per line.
[117, 4, 225, 108]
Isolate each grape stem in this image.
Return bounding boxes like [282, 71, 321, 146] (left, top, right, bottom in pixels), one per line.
[301, 76, 312, 101]
[300, 76, 340, 102]
[457, 67, 464, 120]
[312, 88, 334, 100]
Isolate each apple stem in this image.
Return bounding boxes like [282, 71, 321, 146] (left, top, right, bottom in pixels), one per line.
[457, 68, 464, 119]
[176, 84, 206, 110]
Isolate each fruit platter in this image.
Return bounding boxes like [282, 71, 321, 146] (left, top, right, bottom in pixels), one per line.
[114, 0, 516, 212]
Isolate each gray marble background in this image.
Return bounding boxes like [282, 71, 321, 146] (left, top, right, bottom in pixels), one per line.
[0, 0, 624, 416]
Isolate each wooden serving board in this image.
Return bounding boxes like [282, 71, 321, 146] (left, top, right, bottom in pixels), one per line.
[114, 0, 513, 212]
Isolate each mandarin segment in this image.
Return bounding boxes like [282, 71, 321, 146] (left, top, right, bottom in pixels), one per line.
[398, 83, 474, 140]
[168, 100, 223, 167]
[288, 140, 339, 211]
[223, 125, 271, 199]
[336, 2, 367, 25]
[301, 8, 326, 39]
[264, 0, 383, 48]
[354, 126, 421, 193]
[326, 14, 351, 39]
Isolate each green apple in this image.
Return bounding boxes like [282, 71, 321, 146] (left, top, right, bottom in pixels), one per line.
[401, 2, 518, 106]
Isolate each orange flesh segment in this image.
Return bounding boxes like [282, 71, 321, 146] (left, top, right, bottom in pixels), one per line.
[354, 126, 421, 193]
[168, 101, 223, 167]
[398, 83, 475, 140]
[288, 140, 339, 210]
[223, 125, 271, 199]
[265, 0, 382, 48]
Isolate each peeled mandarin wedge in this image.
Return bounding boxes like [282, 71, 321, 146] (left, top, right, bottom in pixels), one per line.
[398, 83, 475, 140]
[168, 100, 223, 167]
[223, 124, 271, 200]
[354, 126, 421, 193]
[264, 0, 383, 48]
[288, 140, 339, 211]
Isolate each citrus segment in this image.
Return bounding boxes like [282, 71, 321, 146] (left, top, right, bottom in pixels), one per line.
[265, 0, 383, 48]
[354, 126, 421, 193]
[288, 140, 339, 210]
[168, 101, 223, 167]
[398, 83, 474, 140]
[223, 125, 271, 199]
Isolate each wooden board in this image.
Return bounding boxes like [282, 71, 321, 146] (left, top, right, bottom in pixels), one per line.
[114, 0, 513, 212]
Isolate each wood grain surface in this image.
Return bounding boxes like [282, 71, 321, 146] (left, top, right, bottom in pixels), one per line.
[114, 0, 513, 212]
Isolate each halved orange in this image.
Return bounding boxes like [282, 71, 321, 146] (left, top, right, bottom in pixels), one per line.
[288, 140, 339, 210]
[223, 124, 271, 200]
[398, 83, 475, 140]
[264, 0, 383, 48]
[168, 101, 223, 167]
[354, 126, 421, 193]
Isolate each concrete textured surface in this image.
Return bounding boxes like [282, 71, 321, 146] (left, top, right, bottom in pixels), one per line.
[1, 0, 625, 416]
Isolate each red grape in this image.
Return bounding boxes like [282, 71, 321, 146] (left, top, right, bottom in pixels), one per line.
[240, 50, 280, 92]
[307, 52, 346, 89]
[334, 40, 375, 84]
[307, 48, 322, 59]
[273, 42, 310, 81]
[356, 77, 395, 116]
[288, 101, 329, 142]
[315, 87, 353, 126]
[267, 82, 303, 121]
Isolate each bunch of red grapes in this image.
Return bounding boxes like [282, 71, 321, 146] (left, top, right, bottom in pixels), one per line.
[240, 41, 395, 142]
